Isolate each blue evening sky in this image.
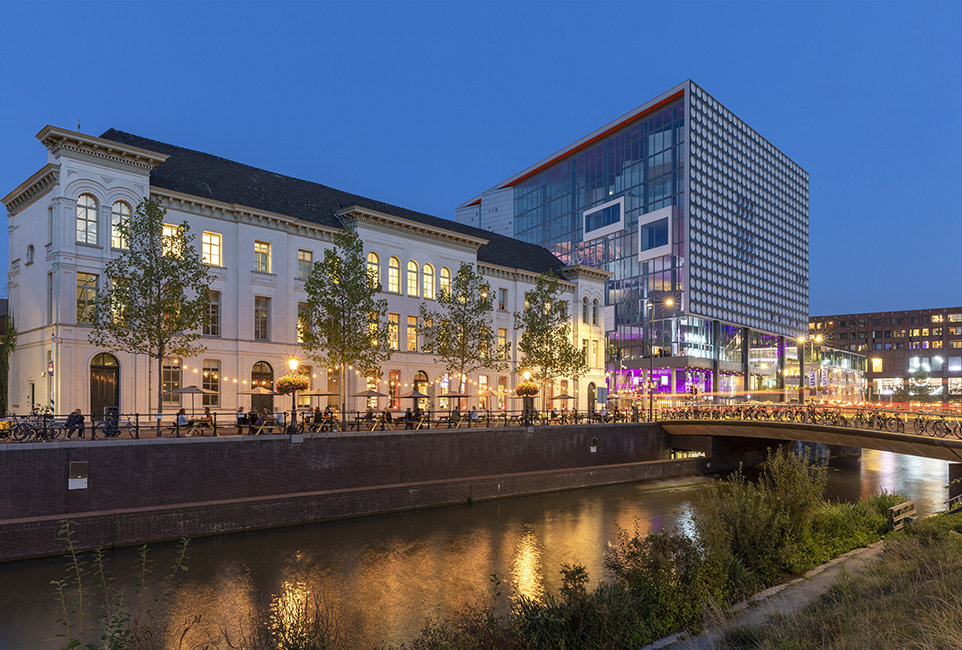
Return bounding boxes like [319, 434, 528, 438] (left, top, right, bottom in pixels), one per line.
[1, 1, 959, 316]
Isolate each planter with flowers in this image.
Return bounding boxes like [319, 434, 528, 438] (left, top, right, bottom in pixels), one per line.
[275, 374, 310, 396]
[515, 381, 540, 397]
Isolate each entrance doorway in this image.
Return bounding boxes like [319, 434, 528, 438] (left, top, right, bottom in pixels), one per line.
[250, 361, 274, 414]
[588, 382, 596, 413]
[90, 353, 120, 420]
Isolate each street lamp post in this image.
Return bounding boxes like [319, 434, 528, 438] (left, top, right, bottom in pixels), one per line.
[288, 358, 299, 433]
[523, 370, 533, 426]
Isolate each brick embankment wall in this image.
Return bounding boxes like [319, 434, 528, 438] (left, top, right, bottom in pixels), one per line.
[0, 424, 717, 561]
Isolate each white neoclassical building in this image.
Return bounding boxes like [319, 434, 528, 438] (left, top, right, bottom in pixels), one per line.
[3, 126, 609, 418]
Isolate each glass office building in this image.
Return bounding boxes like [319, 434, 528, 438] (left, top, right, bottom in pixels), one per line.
[457, 80, 810, 402]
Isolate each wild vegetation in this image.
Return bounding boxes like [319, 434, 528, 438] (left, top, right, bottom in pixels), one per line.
[716, 511, 962, 649]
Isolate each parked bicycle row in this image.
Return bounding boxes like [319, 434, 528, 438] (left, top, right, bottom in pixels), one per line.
[661, 403, 962, 439]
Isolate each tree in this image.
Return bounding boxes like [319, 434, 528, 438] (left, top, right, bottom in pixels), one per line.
[513, 272, 589, 410]
[418, 262, 508, 399]
[299, 229, 393, 415]
[892, 368, 939, 405]
[0, 310, 16, 413]
[89, 199, 212, 415]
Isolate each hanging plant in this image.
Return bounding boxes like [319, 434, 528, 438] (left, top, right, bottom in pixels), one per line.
[275, 374, 310, 395]
[515, 381, 540, 397]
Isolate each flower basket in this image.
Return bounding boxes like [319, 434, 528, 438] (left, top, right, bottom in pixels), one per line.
[515, 381, 540, 397]
[275, 374, 310, 395]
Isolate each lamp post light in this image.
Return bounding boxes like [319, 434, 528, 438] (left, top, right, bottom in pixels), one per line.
[288, 358, 299, 433]
[522, 370, 533, 426]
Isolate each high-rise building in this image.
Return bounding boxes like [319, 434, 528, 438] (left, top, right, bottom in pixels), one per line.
[458, 80, 810, 402]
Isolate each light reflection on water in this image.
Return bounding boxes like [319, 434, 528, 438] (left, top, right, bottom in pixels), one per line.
[0, 450, 951, 649]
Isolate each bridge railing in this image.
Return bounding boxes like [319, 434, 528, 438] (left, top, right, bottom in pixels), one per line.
[659, 403, 962, 440]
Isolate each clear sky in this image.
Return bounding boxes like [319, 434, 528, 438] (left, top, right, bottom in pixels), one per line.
[1, 1, 959, 316]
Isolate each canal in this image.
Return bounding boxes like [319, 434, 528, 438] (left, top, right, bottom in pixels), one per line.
[0, 449, 950, 649]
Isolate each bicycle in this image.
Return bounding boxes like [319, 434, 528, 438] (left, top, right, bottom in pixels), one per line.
[92, 412, 136, 439]
[10, 409, 65, 442]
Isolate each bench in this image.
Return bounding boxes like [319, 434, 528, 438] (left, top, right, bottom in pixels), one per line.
[889, 500, 917, 531]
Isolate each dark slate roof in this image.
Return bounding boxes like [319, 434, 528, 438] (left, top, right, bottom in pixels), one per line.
[99, 129, 567, 277]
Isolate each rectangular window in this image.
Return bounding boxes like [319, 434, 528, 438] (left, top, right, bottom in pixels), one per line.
[479, 375, 489, 410]
[838, 320, 847, 328]
[297, 250, 312, 280]
[162, 224, 182, 255]
[407, 316, 418, 351]
[163, 359, 182, 406]
[910, 316, 919, 324]
[202, 360, 220, 407]
[591, 340, 598, 368]
[388, 260, 400, 293]
[950, 314, 962, 323]
[498, 288, 507, 311]
[204, 290, 221, 337]
[407, 263, 418, 296]
[498, 376, 507, 409]
[871, 358, 882, 373]
[874, 343, 883, 350]
[873, 318, 882, 326]
[839, 333, 848, 340]
[297, 302, 308, 343]
[922, 315, 931, 324]
[933, 340, 944, 349]
[202, 232, 222, 266]
[950, 357, 962, 371]
[254, 241, 271, 273]
[933, 328, 943, 336]
[498, 328, 508, 359]
[254, 297, 270, 341]
[389, 369, 400, 410]
[884, 317, 892, 326]
[388, 313, 399, 350]
[922, 328, 930, 337]
[640, 218, 669, 251]
[895, 318, 904, 325]
[893, 329, 906, 337]
[297, 366, 314, 408]
[76, 272, 98, 324]
[950, 327, 962, 336]
[910, 342, 920, 350]
[911, 329, 921, 337]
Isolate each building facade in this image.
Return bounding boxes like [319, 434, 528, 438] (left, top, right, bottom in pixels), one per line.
[457, 80, 809, 403]
[3, 126, 608, 417]
[810, 307, 962, 402]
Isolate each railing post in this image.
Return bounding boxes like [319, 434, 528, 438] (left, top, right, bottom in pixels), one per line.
[213, 412, 218, 436]
[134, 413, 140, 439]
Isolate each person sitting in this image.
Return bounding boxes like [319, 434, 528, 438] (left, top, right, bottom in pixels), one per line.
[312, 406, 324, 432]
[176, 408, 189, 428]
[469, 407, 479, 422]
[404, 407, 414, 429]
[65, 409, 85, 439]
[550, 408, 559, 421]
[364, 407, 375, 421]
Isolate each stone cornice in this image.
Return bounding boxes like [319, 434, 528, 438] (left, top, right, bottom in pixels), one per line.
[3, 164, 59, 216]
[151, 188, 341, 242]
[36, 126, 168, 173]
[560, 264, 613, 281]
[478, 262, 576, 292]
[339, 206, 489, 251]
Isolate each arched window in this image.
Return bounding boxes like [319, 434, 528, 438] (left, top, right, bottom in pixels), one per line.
[423, 264, 435, 299]
[111, 201, 130, 249]
[76, 194, 99, 245]
[440, 267, 451, 296]
[582, 297, 589, 324]
[250, 361, 275, 413]
[407, 260, 419, 297]
[367, 252, 380, 287]
[413, 370, 429, 409]
[592, 299, 599, 326]
[388, 257, 400, 293]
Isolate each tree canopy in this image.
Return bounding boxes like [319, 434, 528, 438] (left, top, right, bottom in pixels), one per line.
[514, 272, 589, 407]
[418, 262, 508, 395]
[299, 229, 393, 411]
[89, 198, 212, 414]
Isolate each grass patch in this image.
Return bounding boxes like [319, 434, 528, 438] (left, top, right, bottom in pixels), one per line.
[716, 513, 962, 649]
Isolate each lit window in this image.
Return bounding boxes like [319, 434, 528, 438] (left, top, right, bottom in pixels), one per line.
[407, 261, 419, 297]
[298, 250, 313, 280]
[76, 194, 98, 245]
[423, 264, 435, 299]
[366, 252, 379, 286]
[254, 296, 270, 340]
[388, 257, 400, 292]
[76, 272, 98, 324]
[440, 267, 451, 295]
[498, 328, 508, 360]
[297, 302, 308, 343]
[162, 224, 183, 255]
[254, 241, 271, 273]
[202, 360, 220, 407]
[202, 232, 222, 266]
[204, 290, 221, 337]
[407, 316, 418, 351]
[163, 359, 182, 406]
[111, 201, 130, 249]
[871, 358, 882, 373]
[498, 288, 507, 311]
[389, 313, 399, 350]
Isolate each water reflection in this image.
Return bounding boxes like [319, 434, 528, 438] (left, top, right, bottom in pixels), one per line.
[0, 452, 952, 649]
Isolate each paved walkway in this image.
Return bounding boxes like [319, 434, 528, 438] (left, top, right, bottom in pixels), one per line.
[643, 542, 886, 650]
